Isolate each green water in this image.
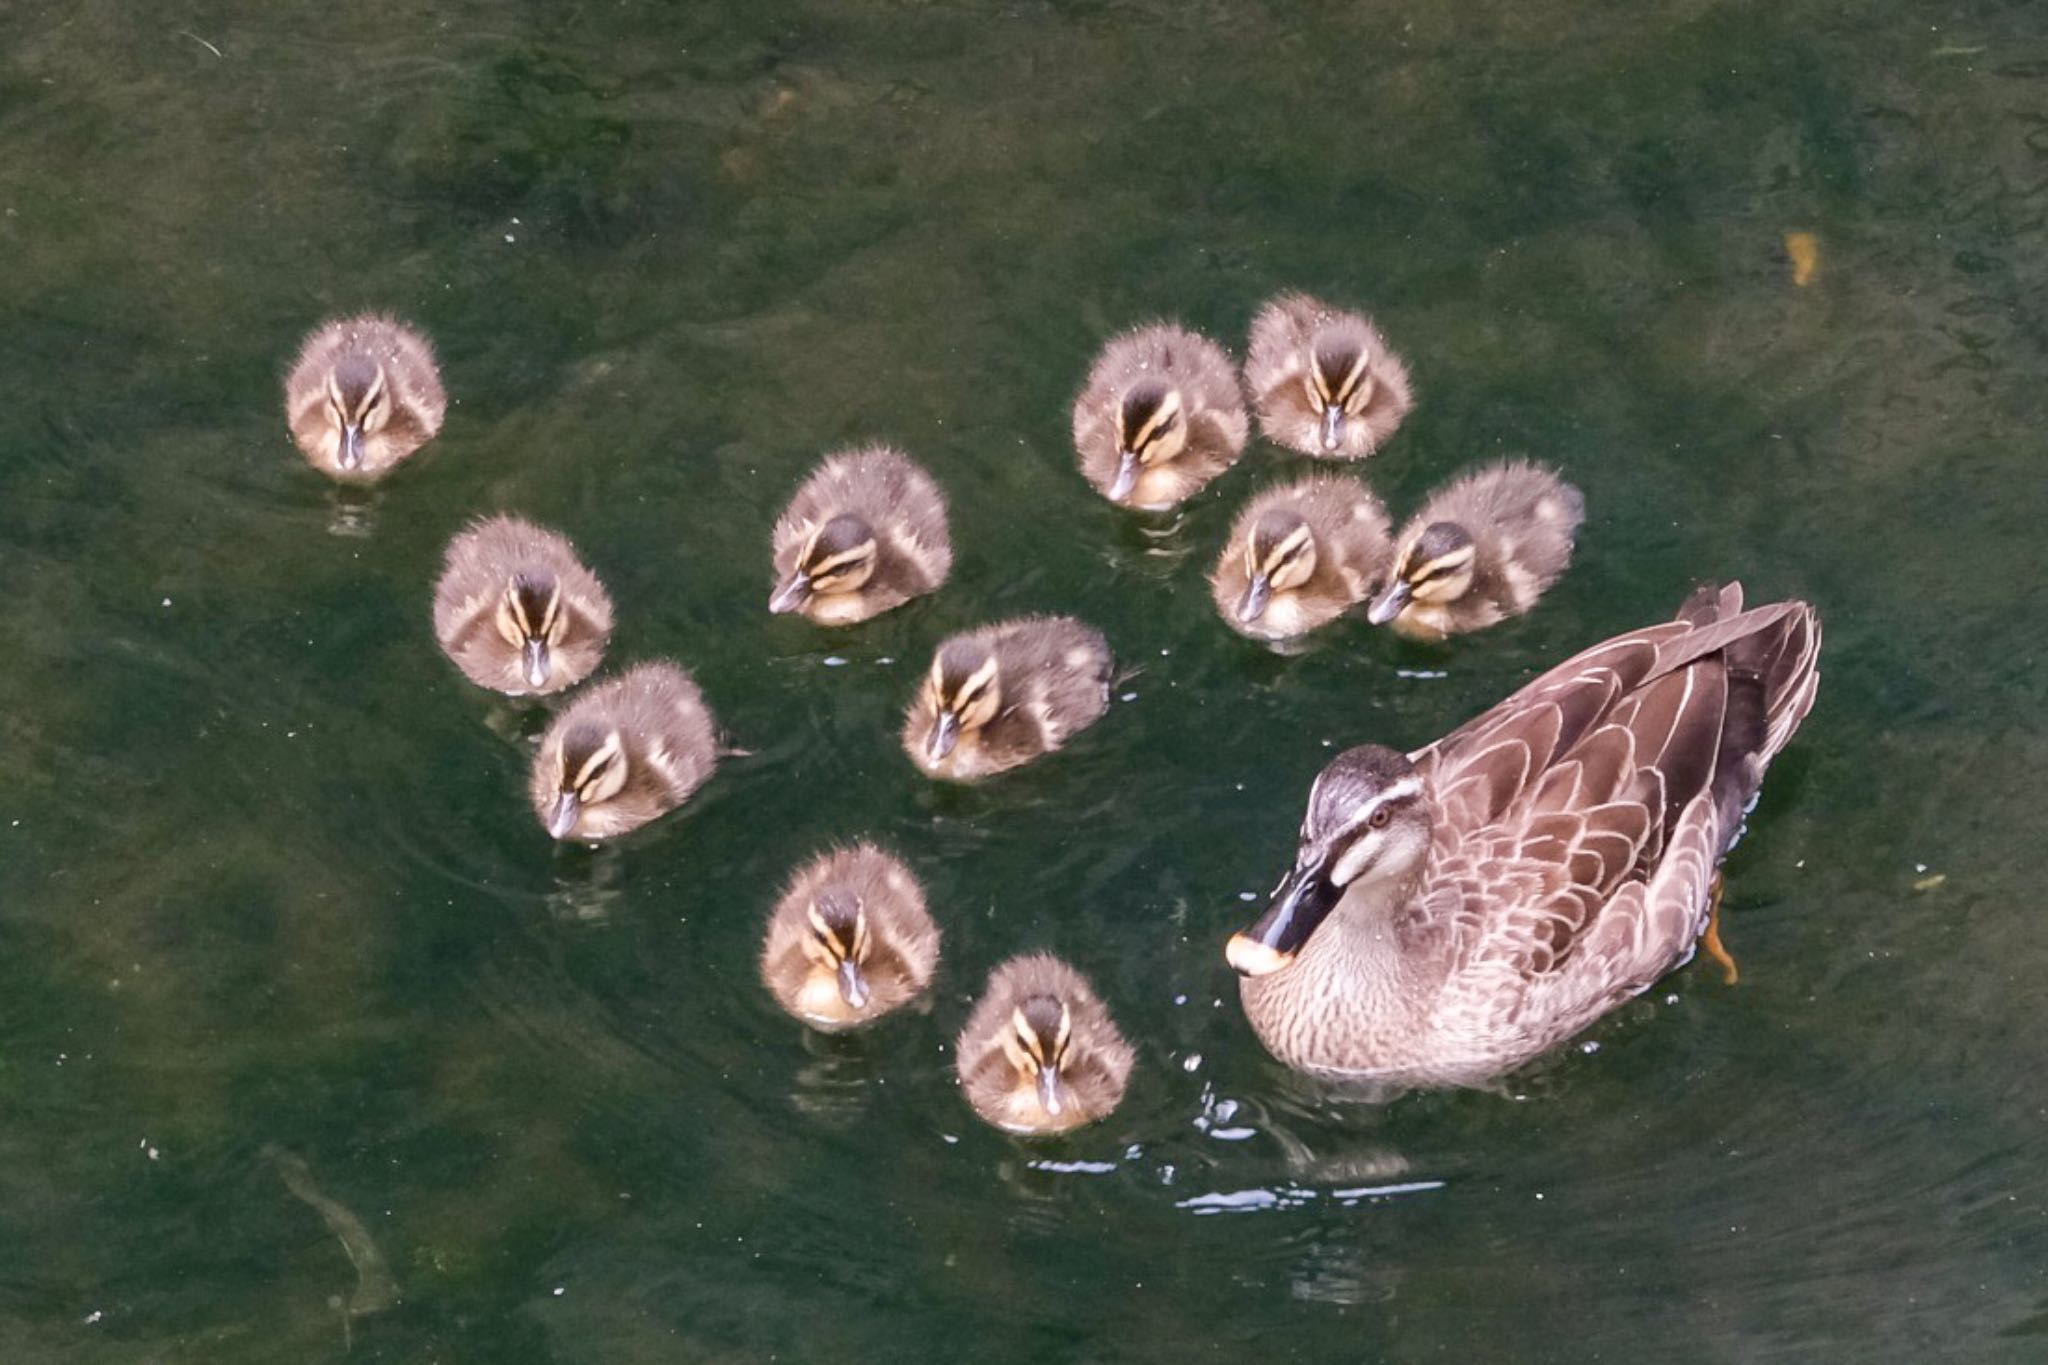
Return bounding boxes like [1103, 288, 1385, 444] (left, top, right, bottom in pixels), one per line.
[4, 1, 2045, 1360]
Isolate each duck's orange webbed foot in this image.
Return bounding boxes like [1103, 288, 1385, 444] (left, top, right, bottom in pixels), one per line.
[1700, 872, 1739, 986]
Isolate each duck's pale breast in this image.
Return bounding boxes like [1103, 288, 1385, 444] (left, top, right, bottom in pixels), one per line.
[1239, 920, 1437, 1078]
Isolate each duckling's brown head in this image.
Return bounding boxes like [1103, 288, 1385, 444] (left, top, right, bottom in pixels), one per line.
[771, 514, 879, 614]
[923, 639, 1002, 762]
[545, 722, 629, 840]
[1228, 745, 1432, 976]
[1304, 329, 1378, 454]
[495, 571, 565, 689]
[998, 991, 1074, 1118]
[1109, 380, 1187, 501]
[323, 351, 394, 473]
[801, 888, 873, 1009]
[1367, 522, 1476, 625]
[1238, 507, 1320, 624]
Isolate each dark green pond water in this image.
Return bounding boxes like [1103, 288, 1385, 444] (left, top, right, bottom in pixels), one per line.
[5, 1, 2046, 1360]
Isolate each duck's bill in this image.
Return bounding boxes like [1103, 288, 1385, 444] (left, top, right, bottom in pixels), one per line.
[1237, 574, 1273, 624]
[1366, 578, 1411, 626]
[1227, 860, 1336, 976]
[546, 792, 581, 840]
[926, 712, 960, 762]
[768, 573, 811, 614]
[522, 638, 551, 689]
[1108, 452, 1140, 502]
[1036, 1065, 1063, 1117]
[836, 958, 871, 1010]
[339, 423, 366, 471]
[1319, 405, 1345, 452]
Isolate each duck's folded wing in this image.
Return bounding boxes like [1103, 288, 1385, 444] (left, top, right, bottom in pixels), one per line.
[1409, 584, 1821, 1045]
[1410, 582, 1811, 834]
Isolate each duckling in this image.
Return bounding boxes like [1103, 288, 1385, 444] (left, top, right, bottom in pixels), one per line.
[760, 843, 940, 1032]
[1209, 475, 1393, 641]
[902, 615, 1112, 782]
[956, 953, 1134, 1135]
[284, 314, 447, 480]
[1365, 460, 1585, 641]
[529, 661, 717, 842]
[1072, 324, 1249, 509]
[768, 445, 952, 624]
[1244, 293, 1414, 459]
[432, 516, 614, 696]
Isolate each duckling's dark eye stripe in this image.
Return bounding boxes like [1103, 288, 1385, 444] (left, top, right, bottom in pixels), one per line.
[1416, 551, 1474, 582]
[1314, 346, 1370, 405]
[1272, 526, 1315, 563]
[1262, 547, 1303, 579]
[571, 748, 615, 789]
[808, 547, 872, 577]
[1342, 349, 1371, 397]
[946, 657, 1001, 708]
[1011, 1012, 1045, 1060]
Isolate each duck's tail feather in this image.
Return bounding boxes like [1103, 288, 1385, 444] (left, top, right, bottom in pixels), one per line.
[1682, 581, 1821, 842]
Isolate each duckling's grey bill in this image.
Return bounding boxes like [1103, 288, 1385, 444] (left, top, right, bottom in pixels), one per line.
[522, 639, 550, 689]
[927, 711, 960, 761]
[1108, 451, 1140, 502]
[836, 958, 870, 1010]
[1238, 574, 1273, 623]
[547, 792, 580, 840]
[768, 574, 810, 614]
[1319, 405, 1344, 452]
[1366, 578, 1411, 625]
[1037, 1065, 1063, 1116]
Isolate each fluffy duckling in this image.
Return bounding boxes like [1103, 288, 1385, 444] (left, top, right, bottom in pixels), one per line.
[1245, 293, 1413, 459]
[1209, 475, 1393, 641]
[902, 615, 1112, 782]
[284, 314, 447, 480]
[1072, 324, 1249, 509]
[769, 445, 953, 624]
[1366, 460, 1585, 641]
[432, 516, 614, 696]
[529, 661, 717, 842]
[760, 843, 940, 1032]
[956, 953, 1134, 1135]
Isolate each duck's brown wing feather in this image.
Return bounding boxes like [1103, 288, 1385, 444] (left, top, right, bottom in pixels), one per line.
[1403, 583, 1820, 1052]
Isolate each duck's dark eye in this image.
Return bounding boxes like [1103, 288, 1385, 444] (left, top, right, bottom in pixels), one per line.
[1368, 806, 1393, 830]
